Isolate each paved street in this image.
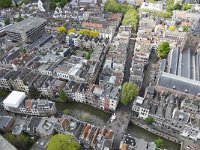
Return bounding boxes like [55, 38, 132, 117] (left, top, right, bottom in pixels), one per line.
[106, 108, 131, 149]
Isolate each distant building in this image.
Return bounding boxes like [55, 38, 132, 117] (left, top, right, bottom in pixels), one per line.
[6, 17, 47, 43]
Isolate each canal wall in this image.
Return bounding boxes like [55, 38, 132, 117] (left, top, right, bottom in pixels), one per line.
[130, 119, 181, 144]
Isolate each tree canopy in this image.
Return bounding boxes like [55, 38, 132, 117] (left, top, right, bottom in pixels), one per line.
[182, 25, 188, 32]
[104, 0, 133, 14]
[0, 89, 9, 97]
[50, 0, 68, 10]
[156, 41, 170, 59]
[168, 25, 175, 31]
[46, 134, 80, 150]
[4, 17, 11, 25]
[79, 29, 100, 37]
[122, 8, 139, 32]
[5, 133, 33, 150]
[0, 0, 12, 8]
[29, 86, 41, 99]
[121, 82, 138, 105]
[144, 116, 154, 125]
[56, 26, 67, 33]
[59, 89, 67, 102]
[154, 138, 164, 148]
[68, 28, 77, 34]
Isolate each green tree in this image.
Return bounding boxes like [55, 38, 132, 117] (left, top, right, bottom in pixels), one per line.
[182, 3, 192, 11]
[182, 25, 188, 32]
[104, 0, 133, 14]
[154, 138, 164, 148]
[173, 2, 182, 10]
[121, 82, 138, 105]
[28, 86, 41, 99]
[144, 117, 154, 125]
[56, 26, 67, 33]
[122, 8, 139, 32]
[0, 89, 9, 97]
[5, 133, 33, 150]
[46, 134, 80, 150]
[4, 18, 10, 25]
[0, 0, 12, 8]
[59, 89, 67, 102]
[156, 41, 170, 59]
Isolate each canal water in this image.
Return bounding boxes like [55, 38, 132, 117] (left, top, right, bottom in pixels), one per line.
[55, 101, 111, 126]
[127, 123, 181, 150]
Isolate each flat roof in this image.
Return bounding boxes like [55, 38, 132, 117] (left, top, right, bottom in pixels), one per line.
[3, 91, 26, 108]
[6, 17, 46, 33]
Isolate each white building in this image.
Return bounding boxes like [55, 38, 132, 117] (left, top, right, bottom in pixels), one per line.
[132, 96, 149, 119]
[3, 91, 26, 110]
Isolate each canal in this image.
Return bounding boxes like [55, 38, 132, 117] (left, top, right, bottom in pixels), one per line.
[127, 123, 181, 150]
[55, 101, 111, 126]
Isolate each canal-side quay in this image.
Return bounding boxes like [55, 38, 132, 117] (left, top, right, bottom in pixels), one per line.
[130, 118, 182, 150]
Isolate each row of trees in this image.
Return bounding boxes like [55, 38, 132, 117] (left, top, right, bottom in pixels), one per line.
[104, 0, 133, 14]
[122, 9, 139, 32]
[0, 0, 12, 8]
[167, 2, 192, 12]
[56, 26, 100, 37]
[79, 29, 100, 37]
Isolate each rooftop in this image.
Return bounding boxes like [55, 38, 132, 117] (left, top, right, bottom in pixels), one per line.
[6, 17, 47, 33]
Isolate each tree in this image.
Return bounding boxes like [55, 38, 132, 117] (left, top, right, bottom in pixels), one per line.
[90, 30, 100, 37]
[156, 41, 170, 59]
[154, 138, 164, 148]
[122, 8, 139, 32]
[173, 2, 182, 10]
[46, 134, 80, 150]
[144, 117, 154, 125]
[168, 25, 175, 31]
[182, 25, 188, 32]
[56, 26, 67, 34]
[79, 29, 90, 36]
[0, 0, 12, 8]
[182, 3, 192, 11]
[59, 0, 68, 8]
[104, 0, 133, 14]
[0, 89, 9, 97]
[59, 89, 67, 102]
[68, 28, 77, 34]
[28, 86, 41, 99]
[5, 133, 33, 150]
[4, 18, 10, 25]
[121, 82, 138, 105]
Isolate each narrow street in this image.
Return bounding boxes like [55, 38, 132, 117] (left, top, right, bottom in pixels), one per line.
[106, 33, 136, 149]
[123, 34, 137, 83]
[140, 51, 159, 96]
